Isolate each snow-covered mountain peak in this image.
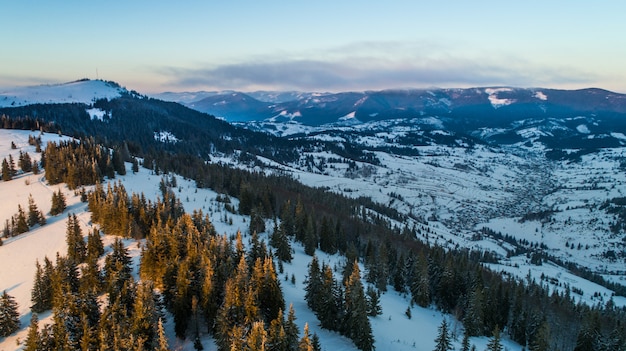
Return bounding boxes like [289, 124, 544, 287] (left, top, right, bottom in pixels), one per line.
[0, 79, 126, 107]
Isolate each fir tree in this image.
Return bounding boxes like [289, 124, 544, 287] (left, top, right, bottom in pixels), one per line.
[23, 313, 41, 351]
[303, 219, 317, 256]
[27, 194, 46, 227]
[15, 204, 29, 234]
[460, 330, 471, 351]
[304, 255, 322, 312]
[8, 154, 17, 177]
[366, 285, 382, 316]
[529, 321, 550, 351]
[247, 321, 267, 351]
[50, 188, 67, 215]
[486, 326, 503, 351]
[271, 222, 293, 262]
[344, 261, 374, 351]
[298, 323, 314, 351]
[1, 158, 11, 181]
[31, 258, 53, 313]
[311, 332, 321, 351]
[156, 318, 170, 351]
[0, 290, 20, 337]
[19, 150, 32, 172]
[32, 160, 40, 175]
[66, 213, 86, 263]
[268, 309, 289, 351]
[86, 228, 104, 259]
[132, 157, 139, 174]
[285, 304, 299, 351]
[433, 319, 452, 351]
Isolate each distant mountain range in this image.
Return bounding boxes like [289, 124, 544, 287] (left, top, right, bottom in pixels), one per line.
[154, 87, 626, 127]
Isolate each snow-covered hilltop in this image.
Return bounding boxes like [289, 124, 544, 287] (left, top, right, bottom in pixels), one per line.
[0, 79, 125, 107]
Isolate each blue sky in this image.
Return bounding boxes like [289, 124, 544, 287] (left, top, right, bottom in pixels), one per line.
[1, 1, 625, 93]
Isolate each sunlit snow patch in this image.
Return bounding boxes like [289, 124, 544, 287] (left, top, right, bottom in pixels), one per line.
[485, 88, 516, 108]
[86, 108, 107, 121]
[154, 131, 179, 143]
[610, 132, 626, 140]
[534, 91, 548, 100]
[576, 124, 591, 134]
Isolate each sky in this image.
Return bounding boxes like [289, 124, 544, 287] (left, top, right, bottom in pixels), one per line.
[1, 1, 625, 94]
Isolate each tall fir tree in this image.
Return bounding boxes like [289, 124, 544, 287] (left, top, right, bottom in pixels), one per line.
[27, 194, 46, 227]
[31, 258, 53, 313]
[298, 323, 314, 351]
[23, 313, 41, 351]
[1, 158, 11, 181]
[0, 290, 21, 337]
[343, 261, 374, 351]
[285, 304, 300, 351]
[433, 319, 452, 351]
[50, 188, 67, 215]
[66, 213, 86, 263]
[15, 204, 29, 234]
[8, 154, 17, 177]
[486, 326, 503, 351]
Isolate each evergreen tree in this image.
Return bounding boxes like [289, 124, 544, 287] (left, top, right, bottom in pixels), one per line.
[132, 281, 160, 350]
[433, 319, 452, 351]
[1, 158, 11, 181]
[344, 261, 374, 351]
[112, 147, 126, 175]
[15, 204, 29, 234]
[311, 333, 321, 351]
[303, 217, 317, 256]
[86, 228, 104, 259]
[461, 330, 471, 351]
[23, 313, 41, 351]
[317, 263, 342, 330]
[50, 188, 67, 215]
[271, 222, 293, 262]
[132, 157, 139, 174]
[268, 309, 289, 351]
[80, 255, 103, 295]
[285, 304, 299, 351]
[529, 321, 550, 351]
[0, 290, 21, 337]
[32, 160, 40, 175]
[8, 154, 17, 177]
[366, 285, 382, 316]
[31, 258, 53, 313]
[156, 318, 170, 351]
[409, 252, 430, 307]
[27, 194, 46, 227]
[304, 256, 322, 312]
[247, 321, 267, 351]
[486, 326, 503, 351]
[66, 213, 86, 263]
[19, 151, 33, 172]
[463, 286, 484, 337]
[318, 217, 336, 254]
[298, 323, 314, 351]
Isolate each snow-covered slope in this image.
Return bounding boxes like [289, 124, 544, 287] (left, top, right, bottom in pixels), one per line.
[0, 129, 525, 351]
[0, 79, 125, 107]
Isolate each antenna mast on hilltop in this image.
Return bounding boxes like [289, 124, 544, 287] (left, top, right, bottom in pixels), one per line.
[96, 68, 99, 80]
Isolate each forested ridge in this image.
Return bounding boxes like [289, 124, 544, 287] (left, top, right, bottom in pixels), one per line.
[1, 100, 625, 350]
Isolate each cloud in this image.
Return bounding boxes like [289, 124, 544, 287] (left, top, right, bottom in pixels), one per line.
[157, 41, 599, 92]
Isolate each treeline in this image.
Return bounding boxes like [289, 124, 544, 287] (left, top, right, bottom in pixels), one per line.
[42, 138, 133, 189]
